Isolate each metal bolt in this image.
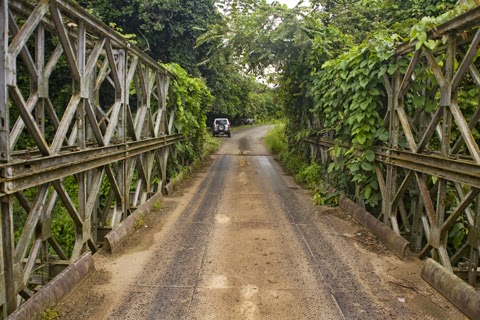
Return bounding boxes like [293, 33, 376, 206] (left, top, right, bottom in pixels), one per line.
[7, 182, 14, 190]
[6, 167, 13, 177]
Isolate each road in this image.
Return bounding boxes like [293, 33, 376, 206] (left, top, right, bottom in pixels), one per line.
[60, 125, 465, 319]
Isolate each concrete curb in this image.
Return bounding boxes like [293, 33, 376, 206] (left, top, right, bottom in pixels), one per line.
[104, 191, 164, 253]
[7, 253, 95, 320]
[422, 258, 480, 319]
[339, 195, 410, 259]
[104, 168, 189, 253]
[164, 171, 185, 196]
[8, 155, 209, 317]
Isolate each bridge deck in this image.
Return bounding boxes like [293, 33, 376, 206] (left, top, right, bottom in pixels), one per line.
[59, 126, 465, 319]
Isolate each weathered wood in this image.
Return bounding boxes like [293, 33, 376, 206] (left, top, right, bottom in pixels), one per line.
[105, 39, 121, 99]
[49, 0, 80, 82]
[399, 50, 421, 97]
[442, 188, 480, 232]
[8, 10, 37, 80]
[9, 88, 50, 155]
[392, 170, 413, 207]
[451, 106, 480, 154]
[0, 0, 9, 164]
[396, 106, 418, 152]
[452, 28, 480, 90]
[50, 94, 81, 152]
[416, 106, 444, 152]
[7, 0, 48, 59]
[450, 101, 480, 164]
[13, 185, 49, 262]
[1, 195, 16, 316]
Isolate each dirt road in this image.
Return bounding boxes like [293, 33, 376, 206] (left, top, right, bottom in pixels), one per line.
[60, 125, 466, 319]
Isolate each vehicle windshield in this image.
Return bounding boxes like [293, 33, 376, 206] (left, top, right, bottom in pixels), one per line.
[216, 119, 227, 125]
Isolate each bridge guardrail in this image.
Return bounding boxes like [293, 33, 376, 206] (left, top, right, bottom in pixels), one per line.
[0, 0, 187, 316]
[305, 6, 480, 317]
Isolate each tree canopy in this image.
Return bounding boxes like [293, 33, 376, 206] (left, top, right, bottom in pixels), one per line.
[79, 0, 476, 156]
[195, 0, 478, 204]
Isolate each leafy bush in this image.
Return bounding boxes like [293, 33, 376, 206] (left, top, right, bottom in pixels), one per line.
[162, 63, 213, 166]
[264, 123, 287, 155]
[295, 163, 324, 189]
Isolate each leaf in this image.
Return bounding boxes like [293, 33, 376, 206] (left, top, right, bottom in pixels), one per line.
[356, 113, 365, 122]
[356, 133, 367, 145]
[449, 222, 465, 249]
[415, 41, 423, 51]
[425, 39, 438, 50]
[375, 128, 389, 142]
[369, 88, 380, 96]
[328, 163, 335, 173]
[364, 185, 372, 199]
[387, 64, 397, 75]
[364, 150, 375, 162]
[361, 162, 373, 171]
[350, 163, 360, 172]
[175, 121, 184, 131]
[335, 146, 342, 157]
[359, 101, 370, 110]
[413, 95, 426, 107]
[378, 65, 388, 77]
[448, 222, 464, 237]
[360, 78, 369, 88]
[417, 31, 427, 43]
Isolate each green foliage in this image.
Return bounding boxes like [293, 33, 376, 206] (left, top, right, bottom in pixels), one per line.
[311, 0, 458, 40]
[295, 163, 324, 189]
[163, 63, 213, 164]
[51, 207, 76, 256]
[134, 214, 145, 230]
[80, 0, 221, 76]
[307, 34, 397, 205]
[51, 177, 78, 256]
[277, 148, 306, 175]
[13, 183, 76, 258]
[33, 304, 61, 320]
[409, 0, 477, 50]
[449, 221, 467, 250]
[264, 123, 288, 155]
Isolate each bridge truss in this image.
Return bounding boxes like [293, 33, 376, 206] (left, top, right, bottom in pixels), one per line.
[307, 7, 480, 291]
[0, 0, 185, 315]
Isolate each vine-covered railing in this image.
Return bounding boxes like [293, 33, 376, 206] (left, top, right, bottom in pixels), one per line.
[306, 6, 480, 290]
[0, 0, 188, 315]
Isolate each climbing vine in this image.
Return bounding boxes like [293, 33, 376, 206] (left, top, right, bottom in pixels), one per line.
[303, 0, 479, 206]
[162, 63, 213, 164]
[307, 34, 400, 205]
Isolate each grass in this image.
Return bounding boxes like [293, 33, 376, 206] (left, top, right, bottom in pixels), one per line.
[263, 123, 287, 155]
[203, 134, 221, 155]
[153, 200, 163, 210]
[264, 123, 339, 206]
[134, 214, 145, 230]
[33, 305, 62, 320]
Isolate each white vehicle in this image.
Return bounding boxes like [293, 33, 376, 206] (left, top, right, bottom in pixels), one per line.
[213, 118, 231, 137]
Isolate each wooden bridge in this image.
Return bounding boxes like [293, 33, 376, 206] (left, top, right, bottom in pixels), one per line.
[1, 0, 480, 318]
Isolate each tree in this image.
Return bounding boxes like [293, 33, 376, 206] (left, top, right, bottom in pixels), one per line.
[78, 0, 221, 76]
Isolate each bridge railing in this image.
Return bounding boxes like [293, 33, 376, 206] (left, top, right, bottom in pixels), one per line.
[307, 7, 480, 290]
[1, 0, 185, 315]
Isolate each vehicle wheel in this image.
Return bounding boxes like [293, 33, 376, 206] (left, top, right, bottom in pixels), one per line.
[219, 124, 225, 131]
[228, 133, 231, 138]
